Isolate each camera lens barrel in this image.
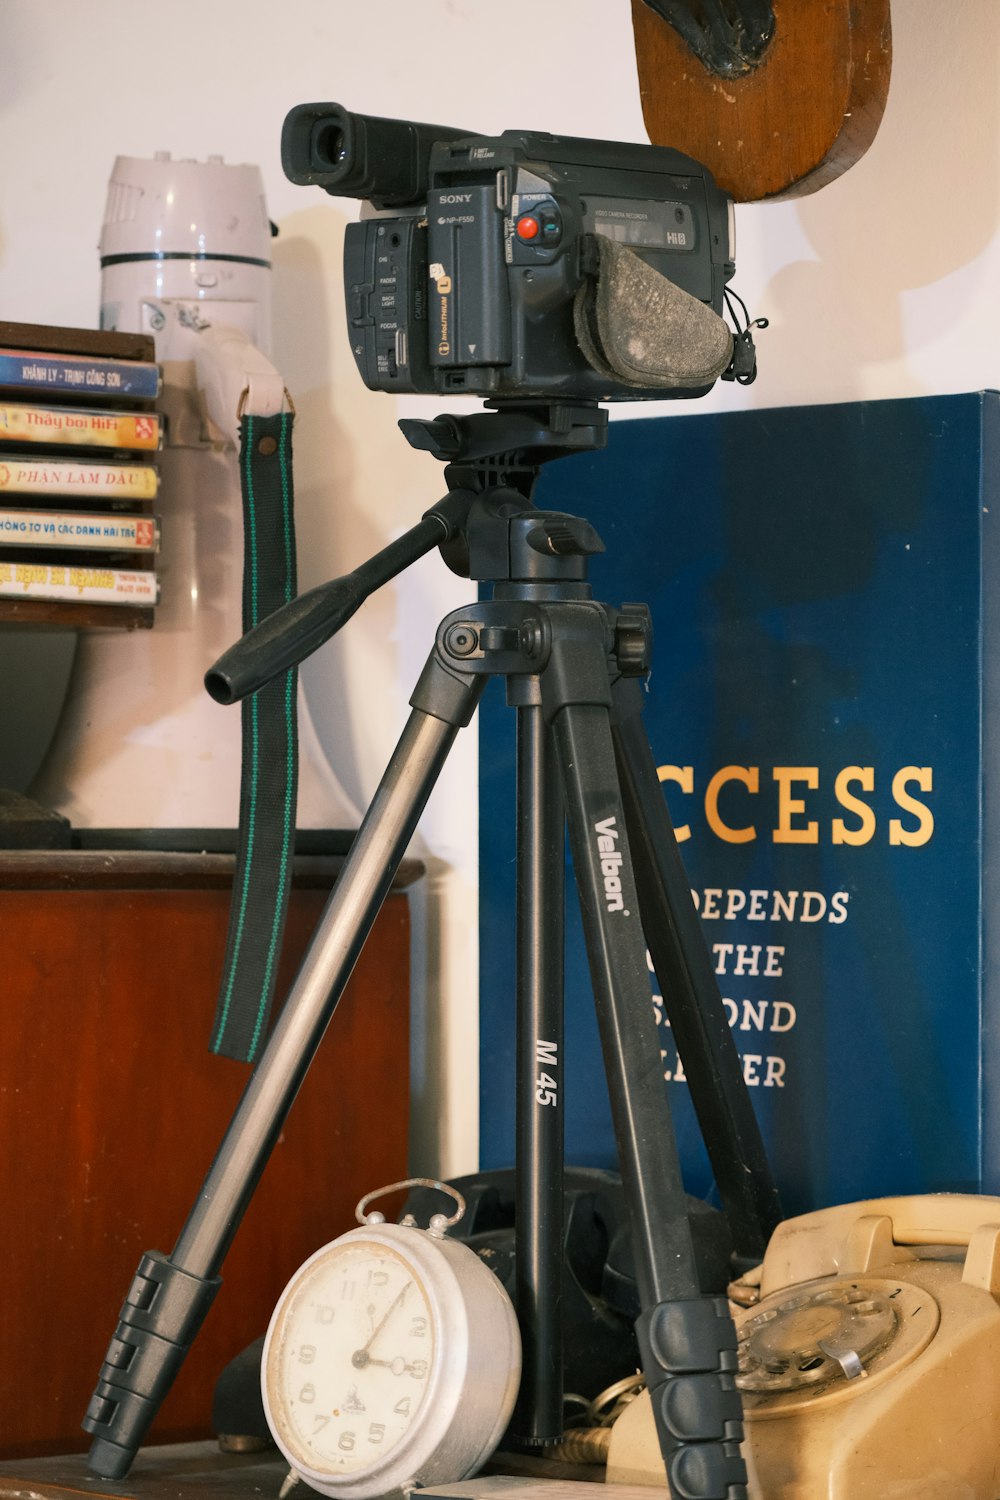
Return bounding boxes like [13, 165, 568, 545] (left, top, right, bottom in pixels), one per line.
[281, 102, 470, 208]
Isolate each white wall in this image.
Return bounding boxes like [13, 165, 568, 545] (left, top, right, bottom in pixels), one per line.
[1, 0, 998, 1176]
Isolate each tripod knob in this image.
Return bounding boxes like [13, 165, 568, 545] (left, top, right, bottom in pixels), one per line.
[614, 604, 653, 677]
[525, 514, 605, 558]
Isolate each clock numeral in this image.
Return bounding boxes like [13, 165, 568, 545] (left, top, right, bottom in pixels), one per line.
[298, 1344, 317, 1364]
[368, 1422, 386, 1444]
[338, 1431, 356, 1452]
[313, 1416, 330, 1434]
[367, 1270, 389, 1287]
[299, 1383, 316, 1404]
[410, 1316, 428, 1337]
[315, 1304, 335, 1324]
[410, 1358, 428, 1380]
[393, 1396, 412, 1417]
[340, 1280, 357, 1301]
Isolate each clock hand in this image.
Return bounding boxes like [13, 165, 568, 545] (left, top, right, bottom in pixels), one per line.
[352, 1280, 413, 1366]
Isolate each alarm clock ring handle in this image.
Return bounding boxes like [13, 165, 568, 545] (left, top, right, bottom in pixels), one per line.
[356, 1177, 467, 1238]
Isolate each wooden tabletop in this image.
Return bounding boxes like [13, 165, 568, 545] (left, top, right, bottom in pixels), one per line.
[0, 1444, 608, 1500]
[0, 1441, 287, 1500]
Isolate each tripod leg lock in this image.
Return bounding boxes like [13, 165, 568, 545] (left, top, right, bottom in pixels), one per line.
[636, 1296, 748, 1499]
[83, 1251, 222, 1479]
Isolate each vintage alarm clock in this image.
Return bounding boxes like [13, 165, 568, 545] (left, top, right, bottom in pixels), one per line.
[261, 1180, 522, 1498]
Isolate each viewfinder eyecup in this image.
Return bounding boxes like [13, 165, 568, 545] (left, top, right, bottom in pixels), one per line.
[281, 101, 470, 209]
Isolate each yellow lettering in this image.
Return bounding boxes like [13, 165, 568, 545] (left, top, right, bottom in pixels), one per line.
[832, 765, 876, 845]
[705, 766, 758, 844]
[890, 766, 934, 846]
[652, 761, 934, 848]
[773, 767, 819, 844]
[656, 764, 693, 843]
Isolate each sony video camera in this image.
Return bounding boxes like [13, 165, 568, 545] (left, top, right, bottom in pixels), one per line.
[281, 102, 750, 403]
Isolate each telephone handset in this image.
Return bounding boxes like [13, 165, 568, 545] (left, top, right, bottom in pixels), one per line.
[608, 1194, 1000, 1500]
[754, 1192, 1000, 1299]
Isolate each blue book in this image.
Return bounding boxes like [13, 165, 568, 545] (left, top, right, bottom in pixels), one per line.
[478, 391, 1000, 1216]
[0, 346, 160, 402]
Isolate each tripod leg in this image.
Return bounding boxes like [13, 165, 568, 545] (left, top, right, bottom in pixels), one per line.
[612, 675, 782, 1266]
[174, 699, 483, 1273]
[512, 701, 565, 1445]
[542, 612, 746, 1500]
[84, 659, 484, 1480]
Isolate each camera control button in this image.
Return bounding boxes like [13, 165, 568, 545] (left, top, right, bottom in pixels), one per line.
[515, 213, 541, 241]
[537, 200, 563, 245]
[349, 287, 373, 324]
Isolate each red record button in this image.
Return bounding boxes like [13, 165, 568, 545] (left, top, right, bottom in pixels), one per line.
[515, 213, 541, 241]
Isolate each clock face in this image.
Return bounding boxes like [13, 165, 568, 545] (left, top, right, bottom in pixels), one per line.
[264, 1238, 437, 1477]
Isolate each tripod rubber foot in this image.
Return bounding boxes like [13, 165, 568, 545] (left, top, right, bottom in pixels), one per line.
[82, 1251, 222, 1478]
[635, 1296, 748, 1499]
[85, 1433, 141, 1482]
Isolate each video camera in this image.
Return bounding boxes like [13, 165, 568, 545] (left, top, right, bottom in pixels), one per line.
[281, 102, 753, 402]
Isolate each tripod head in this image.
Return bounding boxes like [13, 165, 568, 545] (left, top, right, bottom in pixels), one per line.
[401, 399, 607, 494]
[206, 401, 610, 705]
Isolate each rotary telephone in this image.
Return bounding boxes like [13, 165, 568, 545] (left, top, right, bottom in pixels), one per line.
[607, 1193, 1000, 1499]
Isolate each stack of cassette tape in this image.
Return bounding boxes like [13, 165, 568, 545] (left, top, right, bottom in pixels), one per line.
[0, 319, 161, 628]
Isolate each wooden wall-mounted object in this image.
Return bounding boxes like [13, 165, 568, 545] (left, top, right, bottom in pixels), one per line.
[631, 0, 892, 201]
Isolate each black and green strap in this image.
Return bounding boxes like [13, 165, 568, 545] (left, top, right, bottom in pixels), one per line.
[210, 409, 298, 1063]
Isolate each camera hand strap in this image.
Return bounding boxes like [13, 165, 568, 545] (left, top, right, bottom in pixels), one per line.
[210, 406, 299, 1064]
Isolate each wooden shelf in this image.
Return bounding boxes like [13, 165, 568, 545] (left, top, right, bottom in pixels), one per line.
[0, 319, 155, 366]
[0, 846, 424, 890]
[0, 596, 154, 628]
[0, 849, 417, 1459]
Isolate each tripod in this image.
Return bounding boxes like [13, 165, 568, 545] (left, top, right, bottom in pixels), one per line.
[83, 400, 781, 1500]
